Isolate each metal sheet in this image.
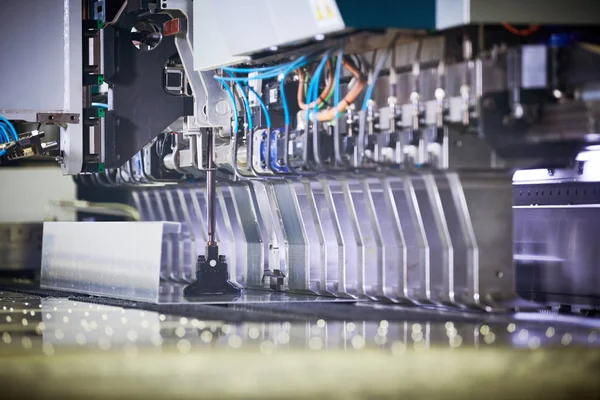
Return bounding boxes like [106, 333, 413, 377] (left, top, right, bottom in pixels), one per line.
[41, 221, 181, 302]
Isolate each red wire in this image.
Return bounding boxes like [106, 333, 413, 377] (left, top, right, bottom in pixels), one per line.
[502, 23, 541, 36]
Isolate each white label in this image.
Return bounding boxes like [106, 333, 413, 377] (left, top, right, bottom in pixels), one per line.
[269, 88, 278, 104]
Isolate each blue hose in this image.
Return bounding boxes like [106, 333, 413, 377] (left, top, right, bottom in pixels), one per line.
[333, 48, 344, 115]
[247, 86, 271, 130]
[0, 125, 10, 143]
[216, 55, 309, 82]
[305, 52, 331, 126]
[0, 116, 18, 141]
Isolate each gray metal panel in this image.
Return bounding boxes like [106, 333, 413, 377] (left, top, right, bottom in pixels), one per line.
[436, 0, 469, 30]
[437, 0, 600, 29]
[0, 0, 81, 118]
[194, 0, 344, 70]
[470, 0, 600, 25]
[192, 0, 247, 70]
[212, 0, 279, 56]
[0, 0, 83, 174]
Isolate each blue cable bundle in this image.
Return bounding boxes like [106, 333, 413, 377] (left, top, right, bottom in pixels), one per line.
[216, 54, 315, 127]
[0, 116, 18, 142]
[0, 116, 18, 157]
[0, 125, 10, 143]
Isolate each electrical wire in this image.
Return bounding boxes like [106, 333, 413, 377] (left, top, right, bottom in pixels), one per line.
[226, 71, 253, 132]
[307, 52, 333, 167]
[0, 149, 7, 157]
[0, 125, 10, 143]
[247, 86, 271, 130]
[502, 23, 541, 36]
[362, 49, 391, 110]
[281, 58, 310, 126]
[301, 67, 335, 110]
[313, 57, 365, 122]
[306, 51, 332, 125]
[297, 59, 334, 110]
[216, 55, 314, 128]
[0, 116, 18, 141]
[333, 49, 344, 117]
[332, 46, 346, 166]
[92, 102, 109, 109]
[215, 55, 310, 82]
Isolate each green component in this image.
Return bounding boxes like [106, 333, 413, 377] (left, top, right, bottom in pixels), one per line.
[98, 163, 105, 173]
[97, 20, 104, 29]
[97, 75, 104, 85]
[98, 108, 105, 118]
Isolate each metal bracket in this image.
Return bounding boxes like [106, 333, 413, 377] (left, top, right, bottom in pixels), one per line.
[37, 113, 80, 124]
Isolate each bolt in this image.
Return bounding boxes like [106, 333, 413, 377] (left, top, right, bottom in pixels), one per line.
[496, 271, 504, 278]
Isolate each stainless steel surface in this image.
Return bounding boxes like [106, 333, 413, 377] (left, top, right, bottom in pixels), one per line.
[73, 170, 515, 309]
[514, 205, 600, 304]
[41, 222, 181, 302]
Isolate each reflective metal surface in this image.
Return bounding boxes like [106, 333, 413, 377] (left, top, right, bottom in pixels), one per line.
[97, 170, 515, 310]
[514, 205, 600, 306]
[1, 290, 600, 398]
[41, 222, 181, 302]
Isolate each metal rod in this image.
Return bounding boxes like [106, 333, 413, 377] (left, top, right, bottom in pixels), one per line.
[206, 129, 217, 247]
